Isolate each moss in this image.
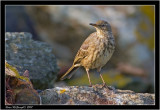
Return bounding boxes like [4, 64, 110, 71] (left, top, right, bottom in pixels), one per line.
[6, 62, 19, 76]
[5, 62, 29, 82]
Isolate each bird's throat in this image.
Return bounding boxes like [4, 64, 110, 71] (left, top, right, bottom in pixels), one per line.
[96, 30, 108, 38]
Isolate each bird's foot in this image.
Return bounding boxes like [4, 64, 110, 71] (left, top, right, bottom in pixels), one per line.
[89, 83, 92, 87]
[102, 83, 113, 90]
[102, 83, 107, 87]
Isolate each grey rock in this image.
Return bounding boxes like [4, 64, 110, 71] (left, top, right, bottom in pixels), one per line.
[40, 84, 155, 105]
[5, 32, 59, 90]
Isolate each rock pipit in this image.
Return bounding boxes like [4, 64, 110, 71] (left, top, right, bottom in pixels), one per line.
[60, 20, 115, 87]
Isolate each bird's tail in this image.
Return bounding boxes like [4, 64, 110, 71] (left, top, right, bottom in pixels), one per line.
[60, 65, 79, 80]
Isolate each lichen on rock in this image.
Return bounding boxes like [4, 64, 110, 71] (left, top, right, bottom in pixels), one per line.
[5, 61, 29, 82]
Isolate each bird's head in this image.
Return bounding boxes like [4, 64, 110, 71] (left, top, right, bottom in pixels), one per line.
[90, 20, 111, 32]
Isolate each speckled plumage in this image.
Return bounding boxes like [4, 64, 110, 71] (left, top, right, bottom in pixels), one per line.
[60, 20, 115, 86]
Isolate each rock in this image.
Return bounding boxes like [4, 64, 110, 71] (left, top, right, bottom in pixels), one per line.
[40, 84, 155, 105]
[5, 62, 40, 104]
[5, 32, 59, 89]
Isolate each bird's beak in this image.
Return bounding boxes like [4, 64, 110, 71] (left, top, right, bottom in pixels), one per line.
[89, 23, 98, 27]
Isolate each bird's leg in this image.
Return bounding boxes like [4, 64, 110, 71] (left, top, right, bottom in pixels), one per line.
[97, 68, 106, 87]
[100, 74, 106, 87]
[97, 68, 113, 90]
[86, 68, 92, 87]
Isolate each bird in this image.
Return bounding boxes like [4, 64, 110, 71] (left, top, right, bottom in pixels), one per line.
[60, 20, 115, 87]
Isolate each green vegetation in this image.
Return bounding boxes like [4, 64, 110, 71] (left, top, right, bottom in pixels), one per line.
[5, 62, 29, 82]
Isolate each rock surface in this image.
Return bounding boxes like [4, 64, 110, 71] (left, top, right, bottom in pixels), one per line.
[5, 32, 59, 89]
[40, 84, 155, 105]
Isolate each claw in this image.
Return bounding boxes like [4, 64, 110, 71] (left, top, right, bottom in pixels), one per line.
[102, 83, 112, 90]
[89, 84, 92, 87]
[102, 83, 107, 87]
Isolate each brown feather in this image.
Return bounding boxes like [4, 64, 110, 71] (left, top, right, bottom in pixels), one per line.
[60, 65, 79, 80]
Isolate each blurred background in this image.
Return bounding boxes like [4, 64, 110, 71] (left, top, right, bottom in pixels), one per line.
[6, 5, 155, 93]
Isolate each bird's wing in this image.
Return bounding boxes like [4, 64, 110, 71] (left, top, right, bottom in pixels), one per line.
[73, 32, 97, 64]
